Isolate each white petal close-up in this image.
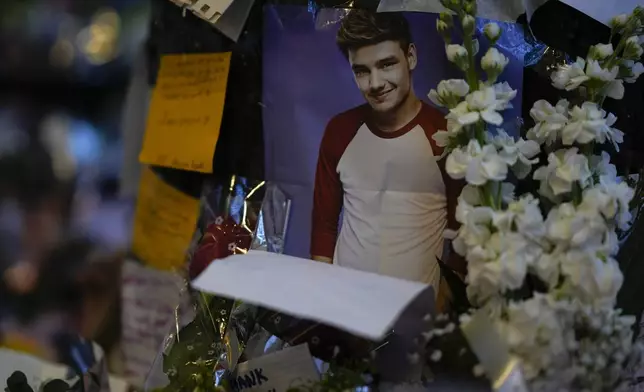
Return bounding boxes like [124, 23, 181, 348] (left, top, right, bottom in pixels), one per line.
[593, 43, 614, 59]
[481, 47, 509, 73]
[483, 22, 500, 41]
[446, 139, 508, 186]
[533, 148, 592, 201]
[585, 60, 619, 82]
[560, 250, 623, 307]
[446, 44, 468, 63]
[551, 57, 590, 91]
[428, 79, 470, 108]
[527, 99, 569, 146]
[464, 87, 504, 125]
[624, 60, 644, 83]
[489, 129, 540, 179]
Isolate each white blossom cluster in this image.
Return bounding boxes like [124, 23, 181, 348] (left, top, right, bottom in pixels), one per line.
[432, 3, 644, 390]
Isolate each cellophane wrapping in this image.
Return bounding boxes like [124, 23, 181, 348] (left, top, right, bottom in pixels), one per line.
[144, 177, 298, 391]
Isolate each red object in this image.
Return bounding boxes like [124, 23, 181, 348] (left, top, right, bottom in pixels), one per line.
[189, 216, 253, 279]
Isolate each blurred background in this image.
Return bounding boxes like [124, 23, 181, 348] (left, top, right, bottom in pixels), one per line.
[0, 0, 150, 380]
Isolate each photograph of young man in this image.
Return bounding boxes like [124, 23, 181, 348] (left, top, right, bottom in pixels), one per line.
[310, 10, 464, 292]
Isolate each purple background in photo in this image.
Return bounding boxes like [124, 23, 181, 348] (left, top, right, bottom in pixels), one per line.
[262, 5, 525, 258]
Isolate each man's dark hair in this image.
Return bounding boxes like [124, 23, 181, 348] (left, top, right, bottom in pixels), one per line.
[336, 10, 412, 58]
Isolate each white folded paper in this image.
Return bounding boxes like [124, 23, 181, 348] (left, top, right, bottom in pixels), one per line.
[191, 251, 430, 340]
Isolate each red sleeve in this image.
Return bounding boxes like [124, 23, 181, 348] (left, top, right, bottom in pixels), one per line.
[419, 103, 467, 273]
[311, 106, 365, 259]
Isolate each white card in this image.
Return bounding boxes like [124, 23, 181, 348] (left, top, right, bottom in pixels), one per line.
[191, 251, 430, 340]
[121, 260, 188, 387]
[232, 345, 319, 392]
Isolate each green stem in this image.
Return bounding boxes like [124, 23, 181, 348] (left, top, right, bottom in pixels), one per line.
[462, 32, 479, 91]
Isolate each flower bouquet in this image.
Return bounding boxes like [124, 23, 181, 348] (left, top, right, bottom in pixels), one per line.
[428, 0, 644, 390]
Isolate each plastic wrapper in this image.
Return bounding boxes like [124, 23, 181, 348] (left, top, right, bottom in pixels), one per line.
[250, 183, 291, 254]
[144, 176, 271, 391]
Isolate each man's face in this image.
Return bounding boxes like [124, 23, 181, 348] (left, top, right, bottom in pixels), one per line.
[348, 41, 417, 114]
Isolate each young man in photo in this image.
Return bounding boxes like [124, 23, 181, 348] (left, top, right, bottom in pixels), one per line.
[310, 10, 464, 294]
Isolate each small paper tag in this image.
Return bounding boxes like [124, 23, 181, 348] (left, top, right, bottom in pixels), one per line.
[231, 345, 319, 392]
[190, 0, 235, 22]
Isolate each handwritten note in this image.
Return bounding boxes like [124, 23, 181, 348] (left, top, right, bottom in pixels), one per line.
[192, 251, 432, 340]
[231, 345, 319, 392]
[121, 260, 190, 387]
[139, 52, 231, 173]
[131, 167, 199, 271]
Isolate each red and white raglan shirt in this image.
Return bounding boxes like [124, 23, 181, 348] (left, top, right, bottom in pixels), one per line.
[311, 101, 463, 289]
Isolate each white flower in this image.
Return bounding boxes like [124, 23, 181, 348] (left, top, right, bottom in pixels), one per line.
[562, 102, 623, 149]
[446, 139, 508, 185]
[483, 22, 501, 41]
[493, 194, 546, 240]
[464, 87, 503, 125]
[455, 184, 482, 224]
[489, 129, 540, 179]
[493, 82, 517, 110]
[462, 15, 475, 33]
[527, 99, 569, 145]
[605, 79, 625, 100]
[592, 43, 614, 59]
[481, 47, 509, 74]
[561, 102, 604, 145]
[432, 119, 462, 148]
[428, 79, 470, 108]
[551, 57, 590, 91]
[452, 206, 495, 257]
[585, 60, 619, 82]
[532, 251, 561, 288]
[624, 36, 644, 59]
[228, 242, 237, 252]
[545, 203, 607, 250]
[579, 177, 634, 231]
[469, 231, 541, 297]
[496, 294, 569, 380]
[215, 216, 224, 225]
[560, 250, 623, 307]
[624, 60, 644, 83]
[610, 14, 628, 28]
[446, 44, 468, 63]
[446, 84, 515, 128]
[533, 148, 592, 201]
[596, 112, 624, 151]
[590, 151, 617, 180]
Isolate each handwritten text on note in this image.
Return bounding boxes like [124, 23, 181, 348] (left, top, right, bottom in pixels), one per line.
[131, 167, 199, 271]
[121, 260, 188, 387]
[139, 52, 232, 173]
[231, 345, 319, 392]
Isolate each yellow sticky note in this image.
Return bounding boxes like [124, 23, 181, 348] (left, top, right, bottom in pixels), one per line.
[131, 168, 200, 271]
[139, 52, 232, 173]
